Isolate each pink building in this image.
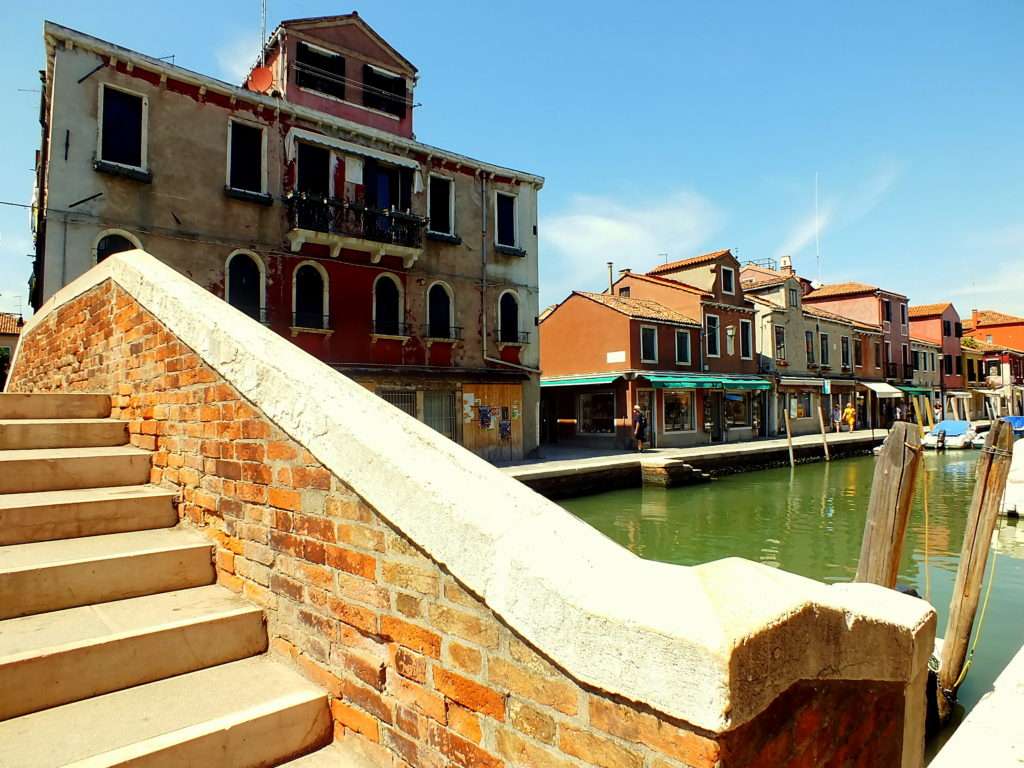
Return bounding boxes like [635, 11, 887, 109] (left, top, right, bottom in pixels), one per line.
[908, 302, 964, 401]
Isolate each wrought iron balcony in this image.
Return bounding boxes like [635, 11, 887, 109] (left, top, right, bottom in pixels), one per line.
[286, 193, 427, 266]
[423, 323, 464, 341]
[498, 329, 530, 345]
[232, 303, 272, 326]
[291, 311, 333, 331]
[372, 320, 412, 338]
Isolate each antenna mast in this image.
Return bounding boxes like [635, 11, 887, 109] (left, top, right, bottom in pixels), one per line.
[815, 171, 821, 284]
[259, 0, 268, 67]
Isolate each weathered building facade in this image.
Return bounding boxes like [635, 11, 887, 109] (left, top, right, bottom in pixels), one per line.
[31, 16, 543, 461]
[908, 303, 963, 413]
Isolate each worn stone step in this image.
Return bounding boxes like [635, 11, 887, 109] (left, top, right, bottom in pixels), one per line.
[0, 484, 178, 546]
[280, 739, 382, 768]
[0, 418, 129, 450]
[0, 446, 152, 494]
[0, 527, 214, 619]
[0, 393, 111, 420]
[0, 655, 332, 768]
[0, 585, 266, 720]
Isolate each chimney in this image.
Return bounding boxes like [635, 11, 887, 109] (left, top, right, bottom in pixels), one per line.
[779, 255, 795, 275]
[607, 262, 614, 293]
[972, 308, 980, 326]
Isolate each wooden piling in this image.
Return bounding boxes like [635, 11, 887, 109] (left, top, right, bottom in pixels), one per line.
[912, 395, 925, 437]
[855, 421, 923, 588]
[783, 407, 795, 468]
[817, 402, 831, 461]
[936, 419, 1015, 722]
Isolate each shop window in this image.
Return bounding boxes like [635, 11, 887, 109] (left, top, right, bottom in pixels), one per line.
[293, 263, 328, 329]
[99, 85, 146, 169]
[640, 326, 658, 363]
[228, 120, 264, 194]
[774, 326, 786, 360]
[793, 392, 812, 419]
[706, 315, 720, 357]
[495, 192, 518, 248]
[674, 330, 691, 364]
[724, 392, 750, 426]
[428, 176, 454, 235]
[295, 42, 346, 100]
[578, 392, 615, 434]
[363, 64, 407, 118]
[374, 274, 403, 335]
[664, 391, 694, 432]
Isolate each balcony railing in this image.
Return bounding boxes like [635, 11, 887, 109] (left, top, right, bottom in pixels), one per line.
[287, 193, 427, 250]
[372, 320, 412, 337]
[232, 304, 272, 326]
[423, 323, 464, 341]
[498, 330, 530, 345]
[292, 312, 332, 331]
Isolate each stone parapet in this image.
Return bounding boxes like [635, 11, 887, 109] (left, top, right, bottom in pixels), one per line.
[7, 251, 936, 767]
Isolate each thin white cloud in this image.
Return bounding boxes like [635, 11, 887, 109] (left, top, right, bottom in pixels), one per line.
[214, 32, 260, 86]
[774, 164, 901, 261]
[540, 189, 722, 306]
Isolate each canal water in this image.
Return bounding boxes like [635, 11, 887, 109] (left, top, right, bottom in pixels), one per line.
[562, 451, 1024, 753]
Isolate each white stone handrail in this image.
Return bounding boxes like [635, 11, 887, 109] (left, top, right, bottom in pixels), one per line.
[10, 250, 935, 736]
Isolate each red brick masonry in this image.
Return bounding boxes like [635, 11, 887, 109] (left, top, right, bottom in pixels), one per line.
[9, 279, 906, 767]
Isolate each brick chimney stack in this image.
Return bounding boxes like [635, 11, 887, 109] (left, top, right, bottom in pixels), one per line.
[779, 255, 795, 276]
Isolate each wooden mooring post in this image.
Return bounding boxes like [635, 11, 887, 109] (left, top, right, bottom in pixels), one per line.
[855, 422, 923, 587]
[817, 402, 831, 462]
[783, 407, 795, 468]
[936, 419, 1014, 722]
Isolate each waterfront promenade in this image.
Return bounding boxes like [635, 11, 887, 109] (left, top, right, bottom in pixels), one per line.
[504, 429, 885, 496]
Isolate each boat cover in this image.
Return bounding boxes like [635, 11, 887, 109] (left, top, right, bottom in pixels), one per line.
[931, 420, 970, 437]
[1002, 416, 1024, 432]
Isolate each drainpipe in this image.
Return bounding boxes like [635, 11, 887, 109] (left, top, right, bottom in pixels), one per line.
[479, 171, 541, 374]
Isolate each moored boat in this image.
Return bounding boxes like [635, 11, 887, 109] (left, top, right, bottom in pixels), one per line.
[923, 420, 976, 449]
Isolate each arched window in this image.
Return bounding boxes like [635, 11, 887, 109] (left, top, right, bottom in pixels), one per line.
[93, 229, 142, 264]
[225, 250, 264, 321]
[374, 274, 403, 336]
[427, 282, 453, 339]
[293, 261, 329, 330]
[499, 291, 520, 343]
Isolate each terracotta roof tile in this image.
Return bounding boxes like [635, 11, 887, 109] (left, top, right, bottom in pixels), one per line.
[910, 335, 941, 347]
[962, 336, 1024, 355]
[617, 271, 712, 297]
[576, 292, 700, 326]
[803, 281, 880, 300]
[802, 305, 856, 325]
[0, 312, 22, 336]
[907, 302, 953, 319]
[965, 309, 1024, 328]
[647, 249, 732, 276]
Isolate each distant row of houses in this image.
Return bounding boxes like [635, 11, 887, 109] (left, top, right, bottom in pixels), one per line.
[539, 250, 1024, 449]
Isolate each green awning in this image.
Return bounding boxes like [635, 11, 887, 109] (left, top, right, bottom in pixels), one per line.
[641, 373, 771, 391]
[719, 378, 773, 391]
[540, 375, 621, 388]
[897, 386, 936, 396]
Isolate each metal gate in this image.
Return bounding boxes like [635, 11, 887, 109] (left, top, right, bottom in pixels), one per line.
[424, 390, 458, 442]
[377, 389, 417, 418]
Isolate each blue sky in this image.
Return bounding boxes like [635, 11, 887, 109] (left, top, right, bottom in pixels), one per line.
[1, 1, 1022, 317]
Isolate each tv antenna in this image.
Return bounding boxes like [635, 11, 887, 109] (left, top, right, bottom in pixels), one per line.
[259, 0, 268, 67]
[815, 172, 821, 284]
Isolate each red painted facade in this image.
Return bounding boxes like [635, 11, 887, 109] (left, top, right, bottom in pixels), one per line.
[908, 304, 964, 391]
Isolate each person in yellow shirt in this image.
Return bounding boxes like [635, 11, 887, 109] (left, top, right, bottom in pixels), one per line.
[842, 402, 856, 432]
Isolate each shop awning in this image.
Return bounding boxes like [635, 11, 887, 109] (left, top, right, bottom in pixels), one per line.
[643, 374, 721, 389]
[779, 377, 824, 388]
[897, 386, 936, 396]
[859, 381, 903, 399]
[720, 378, 773, 391]
[945, 390, 972, 399]
[540, 375, 621, 388]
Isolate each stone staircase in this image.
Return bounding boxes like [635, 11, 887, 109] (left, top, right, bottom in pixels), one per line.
[0, 393, 373, 767]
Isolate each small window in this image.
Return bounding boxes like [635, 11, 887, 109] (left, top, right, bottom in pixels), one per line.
[640, 326, 658, 363]
[955, 356, 963, 375]
[721, 266, 735, 295]
[900, 304, 908, 327]
[499, 292, 520, 343]
[496, 193, 517, 248]
[805, 330, 815, 364]
[788, 287, 799, 308]
[820, 333, 830, 366]
[618, 287, 630, 298]
[428, 176, 454, 235]
[228, 120, 264, 194]
[774, 326, 786, 360]
[95, 233, 137, 263]
[882, 300, 892, 322]
[740, 319, 752, 359]
[295, 41, 345, 100]
[294, 263, 328, 330]
[855, 339, 863, 367]
[931, 352, 936, 371]
[954, 322, 963, 338]
[841, 336, 851, 367]
[674, 330, 691, 364]
[362, 64, 407, 118]
[874, 342, 882, 367]
[706, 315, 720, 357]
[794, 392, 812, 419]
[664, 391, 694, 432]
[943, 320, 952, 337]
[226, 251, 264, 321]
[99, 85, 146, 169]
[374, 274, 403, 336]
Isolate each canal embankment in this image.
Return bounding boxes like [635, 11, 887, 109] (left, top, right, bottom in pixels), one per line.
[505, 428, 884, 498]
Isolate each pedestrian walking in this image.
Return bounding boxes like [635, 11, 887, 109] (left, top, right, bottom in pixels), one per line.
[632, 404, 648, 453]
[843, 402, 856, 432]
[831, 404, 842, 433]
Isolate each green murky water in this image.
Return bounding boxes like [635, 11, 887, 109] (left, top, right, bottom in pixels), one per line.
[562, 451, 1024, 747]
